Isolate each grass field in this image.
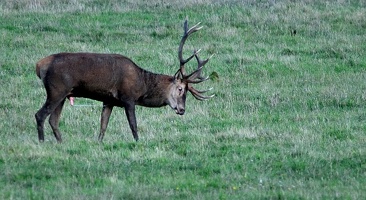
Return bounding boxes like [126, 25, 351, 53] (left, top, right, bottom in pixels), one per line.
[1, 0, 366, 199]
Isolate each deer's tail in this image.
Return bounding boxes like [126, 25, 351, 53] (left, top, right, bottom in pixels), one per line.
[36, 55, 54, 80]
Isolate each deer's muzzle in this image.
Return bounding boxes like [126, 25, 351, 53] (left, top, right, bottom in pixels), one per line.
[175, 107, 185, 115]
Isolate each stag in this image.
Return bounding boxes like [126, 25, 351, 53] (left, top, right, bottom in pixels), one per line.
[35, 19, 214, 142]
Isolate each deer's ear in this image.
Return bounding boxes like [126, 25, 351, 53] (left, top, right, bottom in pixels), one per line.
[174, 69, 183, 81]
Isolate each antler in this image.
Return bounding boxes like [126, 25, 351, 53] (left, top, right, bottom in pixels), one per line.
[178, 19, 214, 101]
[187, 51, 215, 100]
[178, 19, 202, 74]
[185, 50, 212, 82]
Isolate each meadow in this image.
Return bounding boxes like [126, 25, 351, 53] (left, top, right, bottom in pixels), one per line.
[1, 0, 366, 199]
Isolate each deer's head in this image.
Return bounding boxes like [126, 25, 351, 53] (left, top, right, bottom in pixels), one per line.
[167, 19, 214, 115]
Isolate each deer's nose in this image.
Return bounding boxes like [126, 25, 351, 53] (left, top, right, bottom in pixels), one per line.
[179, 108, 185, 115]
[175, 107, 185, 115]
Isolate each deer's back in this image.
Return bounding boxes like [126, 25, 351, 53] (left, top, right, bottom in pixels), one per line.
[36, 52, 146, 103]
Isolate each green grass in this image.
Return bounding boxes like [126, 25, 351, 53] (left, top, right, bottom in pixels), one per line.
[1, 0, 366, 199]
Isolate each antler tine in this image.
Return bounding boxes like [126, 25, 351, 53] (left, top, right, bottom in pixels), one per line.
[193, 87, 214, 93]
[178, 19, 203, 74]
[189, 86, 215, 101]
[185, 51, 213, 82]
[187, 76, 210, 84]
[186, 22, 202, 35]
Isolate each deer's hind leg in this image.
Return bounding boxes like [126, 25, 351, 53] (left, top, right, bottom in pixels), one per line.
[49, 98, 66, 142]
[35, 86, 69, 142]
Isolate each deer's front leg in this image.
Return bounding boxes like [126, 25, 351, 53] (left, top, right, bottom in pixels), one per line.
[124, 103, 138, 141]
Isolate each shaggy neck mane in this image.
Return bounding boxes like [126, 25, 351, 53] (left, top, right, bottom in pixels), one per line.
[138, 69, 174, 107]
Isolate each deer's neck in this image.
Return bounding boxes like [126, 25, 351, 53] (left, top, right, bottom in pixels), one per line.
[137, 71, 173, 107]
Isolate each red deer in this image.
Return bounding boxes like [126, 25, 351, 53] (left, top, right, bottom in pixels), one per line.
[35, 19, 214, 142]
